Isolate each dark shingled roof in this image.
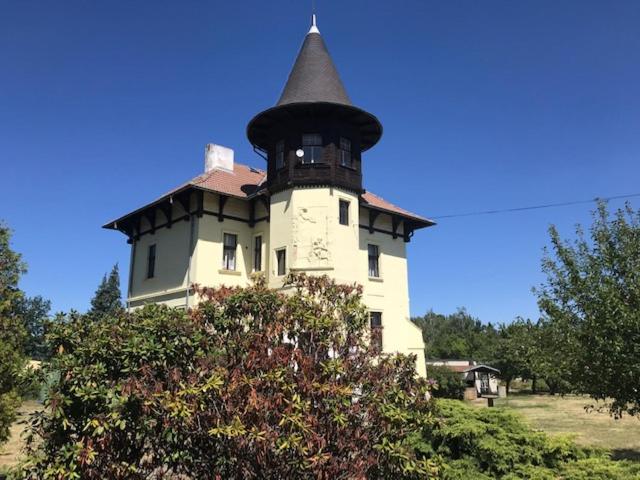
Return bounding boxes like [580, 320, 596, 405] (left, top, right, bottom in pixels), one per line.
[277, 31, 352, 106]
[246, 17, 383, 151]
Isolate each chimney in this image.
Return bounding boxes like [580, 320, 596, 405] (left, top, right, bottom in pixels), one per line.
[204, 144, 234, 173]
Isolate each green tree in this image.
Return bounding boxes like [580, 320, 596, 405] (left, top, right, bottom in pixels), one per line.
[492, 318, 538, 394]
[0, 222, 27, 445]
[532, 319, 574, 396]
[536, 202, 640, 417]
[412, 308, 498, 362]
[88, 263, 123, 318]
[20, 275, 440, 479]
[16, 295, 51, 360]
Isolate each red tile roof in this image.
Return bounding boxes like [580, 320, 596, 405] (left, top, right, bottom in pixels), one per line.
[105, 162, 433, 227]
[361, 191, 432, 223]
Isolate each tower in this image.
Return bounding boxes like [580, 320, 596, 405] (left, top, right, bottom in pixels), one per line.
[247, 15, 382, 195]
[247, 16, 381, 289]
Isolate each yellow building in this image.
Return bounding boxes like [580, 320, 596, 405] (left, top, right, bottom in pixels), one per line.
[104, 16, 434, 375]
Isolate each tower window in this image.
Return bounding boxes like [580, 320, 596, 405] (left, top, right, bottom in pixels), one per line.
[302, 134, 323, 163]
[339, 199, 349, 225]
[370, 311, 383, 351]
[368, 244, 380, 278]
[222, 233, 237, 270]
[275, 140, 285, 169]
[147, 244, 156, 279]
[254, 235, 262, 272]
[339, 137, 353, 168]
[276, 248, 286, 276]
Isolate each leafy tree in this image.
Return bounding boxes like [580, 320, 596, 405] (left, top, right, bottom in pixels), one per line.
[536, 202, 640, 417]
[0, 222, 27, 445]
[88, 263, 123, 318]
[492, 318, 538, 394]
[412, 308, 498, 362]
[20, 275, 440, 479]
[531, 319, 574, 396]
[16, 295, 51, 360]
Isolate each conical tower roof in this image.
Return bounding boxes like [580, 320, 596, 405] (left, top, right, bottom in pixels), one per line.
[247, 16, 382, 152]
[277, 16, 352, 106]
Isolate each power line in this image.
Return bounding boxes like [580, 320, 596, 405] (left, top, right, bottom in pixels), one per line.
[431, 193, 640, 220]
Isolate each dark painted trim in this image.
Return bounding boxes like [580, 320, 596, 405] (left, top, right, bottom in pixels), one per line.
[132, 211, 270, 241]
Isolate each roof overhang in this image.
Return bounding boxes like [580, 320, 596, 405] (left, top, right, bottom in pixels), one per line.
[247, 102, 383, 152]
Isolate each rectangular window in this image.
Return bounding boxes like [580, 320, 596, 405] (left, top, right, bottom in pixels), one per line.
[302, 133, 323, 164]
[368, 244, 380, 278]
[275, 140, 285, 169]
[253, 235, 262, 272]
[339, 199, 349, 226]
[370, 312, 383, 351]
[147, 244, 156, 279]
[276, 248, 286, 276]
[339, 137, 353, 168]
[222, 233, 237, 270]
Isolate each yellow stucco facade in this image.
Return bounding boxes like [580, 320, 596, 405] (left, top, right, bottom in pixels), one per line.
[126, 185, 426, 376]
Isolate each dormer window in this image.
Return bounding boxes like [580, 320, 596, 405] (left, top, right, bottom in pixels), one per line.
[275, 140, 285, 169]
[302, 134, 323, 163]
[339, 137, 353, 168]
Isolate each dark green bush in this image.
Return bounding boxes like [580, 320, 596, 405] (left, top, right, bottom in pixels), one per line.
[410, 399, 640, 479]
[427, 365, 466, 400]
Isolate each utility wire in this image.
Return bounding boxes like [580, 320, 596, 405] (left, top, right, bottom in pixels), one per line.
[431, 193, 640, 220]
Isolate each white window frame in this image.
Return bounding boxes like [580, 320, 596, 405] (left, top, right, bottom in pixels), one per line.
[275, 247, 287, 276]
[253, 233, 264, 272]
[367, 243, 381, 279]
[222, 231, 238, 271]
[339, 199, 350, 226]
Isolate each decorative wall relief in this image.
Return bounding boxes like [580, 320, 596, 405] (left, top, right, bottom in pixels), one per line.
[293, 206, 332, 269]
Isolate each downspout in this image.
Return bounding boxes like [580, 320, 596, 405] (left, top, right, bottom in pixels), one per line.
[185, 213, 196, 308]
[127, 238, 136, 313]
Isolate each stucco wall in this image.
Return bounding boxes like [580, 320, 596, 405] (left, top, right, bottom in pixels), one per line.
[129, 205, 192, 306]
[126, 186, 425, 376]
[194, 192, 268, 291]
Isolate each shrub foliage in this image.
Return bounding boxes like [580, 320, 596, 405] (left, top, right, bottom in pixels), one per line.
[427, 365, 466, 400]
[412, 399, 640, 479]
[20, 275, 439, 479]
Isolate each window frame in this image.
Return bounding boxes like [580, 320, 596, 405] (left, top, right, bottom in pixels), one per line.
[147, 244, 156, 279]
[368, 243, 380, 278]
[339, 199, 350, 226]
[339, 137, 353, 168]
[275, 140, 285, 170]
[253, 234, 263, 272]
[369, 311, 383, 351]
[301, 133, 324, 164]
[222, 232, 238, 271]
[276, 248, 287, 276]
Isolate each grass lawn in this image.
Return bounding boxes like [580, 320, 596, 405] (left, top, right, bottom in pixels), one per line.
[472, 394, 640, 461]
[0, 400, 41, 473]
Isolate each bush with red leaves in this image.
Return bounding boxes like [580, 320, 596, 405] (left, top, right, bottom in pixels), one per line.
[19, 274, 439, 479]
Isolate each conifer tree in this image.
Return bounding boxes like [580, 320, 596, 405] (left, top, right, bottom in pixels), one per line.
[89, 264, 123, 318]
[0, 222, 27, 444]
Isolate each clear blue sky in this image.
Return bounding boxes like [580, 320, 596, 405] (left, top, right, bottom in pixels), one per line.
[2, 1, 639, 324]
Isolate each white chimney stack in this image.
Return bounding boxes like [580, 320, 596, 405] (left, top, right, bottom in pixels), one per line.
[204, 144, 234, 173]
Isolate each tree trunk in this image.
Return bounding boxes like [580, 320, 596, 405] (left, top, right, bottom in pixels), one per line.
[532, 376, 537, 394]
[506, 379, 511, 395]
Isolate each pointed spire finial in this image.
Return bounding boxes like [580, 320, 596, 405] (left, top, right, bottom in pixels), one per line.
[308, 13, 320, 34]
